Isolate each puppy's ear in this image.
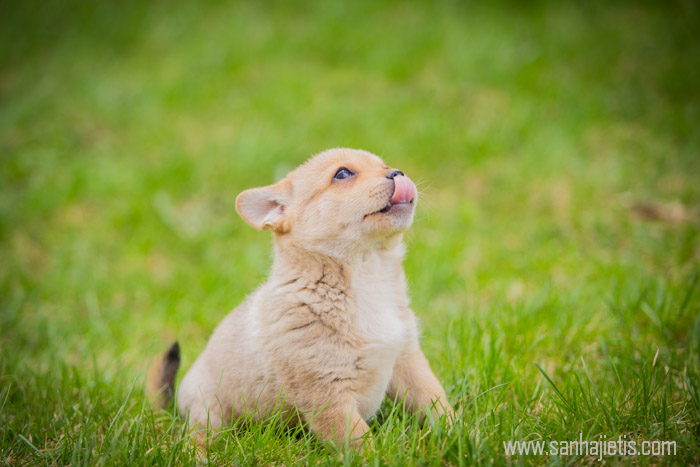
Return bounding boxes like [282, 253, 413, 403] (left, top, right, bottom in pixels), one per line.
[236, 179, 292, 233]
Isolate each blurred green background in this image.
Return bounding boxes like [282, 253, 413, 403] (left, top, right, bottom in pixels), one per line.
[1, 0, 699, 465]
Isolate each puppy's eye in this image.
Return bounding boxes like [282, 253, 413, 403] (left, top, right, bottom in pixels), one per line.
[333, 168, 354, 181]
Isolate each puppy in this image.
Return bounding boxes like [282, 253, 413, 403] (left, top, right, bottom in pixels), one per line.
[148, 148, 452, 449]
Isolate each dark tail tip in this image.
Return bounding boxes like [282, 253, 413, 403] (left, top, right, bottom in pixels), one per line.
[166, 341, 180, 365]
[147, 341, 181, 409]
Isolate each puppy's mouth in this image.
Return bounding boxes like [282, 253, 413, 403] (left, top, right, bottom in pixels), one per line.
[372, 199, 414, 215]
[364, 175, 416, 218]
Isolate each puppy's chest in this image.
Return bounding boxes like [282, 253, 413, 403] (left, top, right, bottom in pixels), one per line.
[350, 269, 412, 419]
[352, 271, 410, 352]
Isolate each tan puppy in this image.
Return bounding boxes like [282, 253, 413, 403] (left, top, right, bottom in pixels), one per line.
[148, 148, 452, 448]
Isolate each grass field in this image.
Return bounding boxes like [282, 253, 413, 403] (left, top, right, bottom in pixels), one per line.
[1, 0, 699, 465]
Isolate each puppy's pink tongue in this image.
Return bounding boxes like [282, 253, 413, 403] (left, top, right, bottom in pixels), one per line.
[390, 175, 416, 204]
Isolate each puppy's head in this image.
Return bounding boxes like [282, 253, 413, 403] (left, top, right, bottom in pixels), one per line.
[236, 148, 417, 256]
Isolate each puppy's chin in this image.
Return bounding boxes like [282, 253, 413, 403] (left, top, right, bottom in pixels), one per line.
[363, 202, 416, 235]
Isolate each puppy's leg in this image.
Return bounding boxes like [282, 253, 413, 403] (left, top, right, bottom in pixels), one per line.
[387, 344, 453, 423]
[190, 404, 225, 447]
[305, 401, 371, 451]
[178, 370, 229, 448]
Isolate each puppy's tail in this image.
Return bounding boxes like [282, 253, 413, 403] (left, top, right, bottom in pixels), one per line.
[146, 341, 181, 409]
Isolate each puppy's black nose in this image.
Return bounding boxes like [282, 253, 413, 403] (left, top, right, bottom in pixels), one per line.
[386, 169, 404, 179]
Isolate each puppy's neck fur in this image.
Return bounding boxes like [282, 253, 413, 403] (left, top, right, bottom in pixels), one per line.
[270, 236, 405, 290]
[271, 243, 348, 288]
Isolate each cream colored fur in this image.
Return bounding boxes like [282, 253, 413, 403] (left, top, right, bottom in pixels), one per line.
[174, 148, 452, 448]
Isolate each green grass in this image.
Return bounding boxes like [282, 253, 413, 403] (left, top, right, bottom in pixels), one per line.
[1, 0, 699, 465]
